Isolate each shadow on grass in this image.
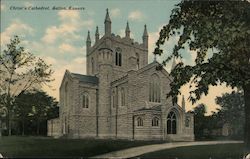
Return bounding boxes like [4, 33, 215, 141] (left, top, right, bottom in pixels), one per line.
[138, 143, 244, 159]
[0, 136, 165, 158]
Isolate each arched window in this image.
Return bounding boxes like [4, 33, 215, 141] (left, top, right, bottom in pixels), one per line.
[115, 47, 122, 66]
[115, 52, 118, 65]
[149, 74, 161, 102]
[119, 53, 122, 66]
[137, 117, 143, 127]
[167, 111, 177, 134]
[82, 93, 89, 108]
[121, 88, 125, 106]
[91, 58, 94, 74]
[152, 117, 159, 127]
[185, 117, 190, 127]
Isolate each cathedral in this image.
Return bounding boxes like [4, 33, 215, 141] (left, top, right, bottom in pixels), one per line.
[47, 9, 194, 141]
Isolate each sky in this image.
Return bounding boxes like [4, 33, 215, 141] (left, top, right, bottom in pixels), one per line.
[0, 0, 234, 114]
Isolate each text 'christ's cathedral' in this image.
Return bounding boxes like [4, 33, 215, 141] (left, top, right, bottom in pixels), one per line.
[48, 9, 194, 141]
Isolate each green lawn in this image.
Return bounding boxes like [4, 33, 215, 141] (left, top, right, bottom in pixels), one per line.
[0, 136, 164, 158]
[139, 143, 244, 159]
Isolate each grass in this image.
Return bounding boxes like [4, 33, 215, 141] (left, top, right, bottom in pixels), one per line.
[0, 136, 164, 158]
[139, 143, 245, 159]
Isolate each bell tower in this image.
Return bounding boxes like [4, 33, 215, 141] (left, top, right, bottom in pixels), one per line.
[97, 42, 113, 137]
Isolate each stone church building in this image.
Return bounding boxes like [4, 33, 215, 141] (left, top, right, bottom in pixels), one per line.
[48, 9, 194, 141]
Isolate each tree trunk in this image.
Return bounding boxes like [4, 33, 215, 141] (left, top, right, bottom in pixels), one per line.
[6, 95, 12, 136]
[22, 119, 25, 136]
[244, 84, 250, 153]
[37, 119, 40, 135]
[6, 111, 10, 136]
[7, 109, 11, 136]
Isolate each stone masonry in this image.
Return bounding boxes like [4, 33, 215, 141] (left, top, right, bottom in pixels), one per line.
[47, 9, 194, 141]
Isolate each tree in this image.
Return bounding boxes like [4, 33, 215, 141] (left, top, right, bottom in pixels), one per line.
[13, 90, 59, 136]
[0, 36, 53, 135]
[190, 104, 207, 139]
[154, 1, 250, 152]
[31, 91, 58, 135]
[216, 91, 245, 137]
[0, 94, 7, 137]
[14, 92, 33, 135]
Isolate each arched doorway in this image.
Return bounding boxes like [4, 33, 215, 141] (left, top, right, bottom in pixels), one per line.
[167, 111, 177, 134]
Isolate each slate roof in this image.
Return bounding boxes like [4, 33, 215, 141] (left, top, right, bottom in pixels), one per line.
[134, 105, 162, 112]
[71, 73, 99, 84]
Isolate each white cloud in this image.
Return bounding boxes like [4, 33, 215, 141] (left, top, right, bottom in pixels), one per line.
[43, 56, 57, 65]
[148, 32, 159, 62]
[1, 19, 34, 49]
[110, 8, 121, 18]
[42, 57, 87, 100]
[58, 10, 80, 20]
[73, 57, 86, 64]
[59, 43, 77, 53]
[25, 41, 59, 55]
[148, 24, 167, 62]
[42, 10, 94, 44]
[128, 10, 145, 21]
[82, 19, 94, 28]
[147, 24, 180, 70]
[17, 37, 87, 100]
[42, 24, 80, 44]
[11, 11, 89, 100]
[42, 26, 60, 43]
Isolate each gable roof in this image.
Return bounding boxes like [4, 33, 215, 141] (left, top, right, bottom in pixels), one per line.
[136, 61, 172, 82]
[71, 73, 99, 84]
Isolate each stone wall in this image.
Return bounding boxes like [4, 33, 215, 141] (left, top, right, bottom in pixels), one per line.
[51, 21, 195, 140]
[47, 118, 61, 137]
[134, 112, 162, 140]
[87, 33, 148, 78]
[75, 115, 97, 138]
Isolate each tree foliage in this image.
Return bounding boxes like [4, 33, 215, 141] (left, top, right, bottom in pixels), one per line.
[154, 1, 250, 102]
[0, 36, 54, 135]
[14, 92, 33, 135]
[154, 0, 250, 151]
[216, 91, 245, 137]
[13, 90, 59, 136]
[189, 104, 207, 139]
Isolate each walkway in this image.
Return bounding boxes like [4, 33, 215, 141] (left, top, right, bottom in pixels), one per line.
[93, 140, 243, 158]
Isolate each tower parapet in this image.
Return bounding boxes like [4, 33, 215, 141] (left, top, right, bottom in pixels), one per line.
[86, 9, 149, 76]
